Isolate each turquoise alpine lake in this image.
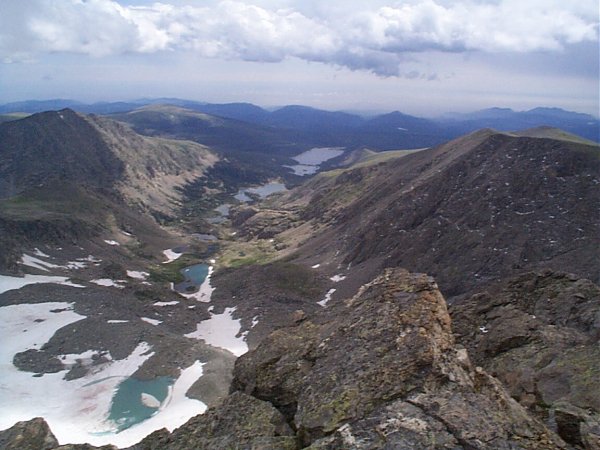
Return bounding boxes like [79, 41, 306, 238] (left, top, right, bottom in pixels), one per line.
[108, 376, 173, 432]
[174, 263, 209, 294]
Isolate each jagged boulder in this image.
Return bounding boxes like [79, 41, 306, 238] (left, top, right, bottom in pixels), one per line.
[233, 268, 567, 448]
[451, 270, 600, 448]
[131, 391, 296, 450]
[0, 417, 59, 450]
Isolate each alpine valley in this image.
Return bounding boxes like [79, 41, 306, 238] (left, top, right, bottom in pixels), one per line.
[0, 101, 599, 450]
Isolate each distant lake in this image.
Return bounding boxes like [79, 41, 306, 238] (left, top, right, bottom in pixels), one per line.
[234, 181, 287, 202]
[108, 376, 173, 432]
[286, 147, 345, 175]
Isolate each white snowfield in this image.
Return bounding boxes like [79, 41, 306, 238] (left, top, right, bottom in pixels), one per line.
[0, 301, 207, 447]
[184, 307, 248, 357]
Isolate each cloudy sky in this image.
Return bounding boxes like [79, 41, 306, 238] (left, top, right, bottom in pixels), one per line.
[0, 0, 598, 116]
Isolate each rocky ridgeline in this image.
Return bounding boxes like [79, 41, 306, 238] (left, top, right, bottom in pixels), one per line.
[452, 270, 600, 449]
[2, 268, 573, 449]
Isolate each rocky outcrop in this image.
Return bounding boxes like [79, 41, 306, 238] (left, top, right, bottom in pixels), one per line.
[451, 270, 600, 448]
[131, 392, 296, 450]
[232, 268, 567, 448]
[0, 417, 58, 450]
[1, 269, 572, 449]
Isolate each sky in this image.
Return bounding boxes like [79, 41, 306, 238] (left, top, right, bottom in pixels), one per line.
[0, 0, 598, 117]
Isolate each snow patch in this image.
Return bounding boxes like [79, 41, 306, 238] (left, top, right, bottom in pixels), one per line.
[311, 263, 321, 269]
[107, 320, 129, 324]
[0, 274, 84, 294]
[21, 255, 62, 272]
[127, 270, 149, 280]
[185, 307, 248, 357]
[104, 240, 120, 246]
[33, 248, 50, 258]
[90, 279, 126, 289]
[162, 249, 183, 263]
[21, 255, 89, 271]
[330, 274, 346, 282]
[153, 301, 179, 307]
[318, 288, 336, 307]
[141, 317, 162, 326]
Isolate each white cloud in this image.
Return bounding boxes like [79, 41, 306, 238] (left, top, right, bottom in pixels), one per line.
[0, 0, 598, 75]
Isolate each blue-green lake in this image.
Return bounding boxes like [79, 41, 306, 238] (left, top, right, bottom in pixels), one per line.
[108, 376, 173, 432]
[174, 263, 209, 294]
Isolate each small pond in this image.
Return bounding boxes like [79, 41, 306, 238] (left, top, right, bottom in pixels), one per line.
[108, 376, 173, 432]
[234, 182, 287, 202]
[173, 263, 210, 294]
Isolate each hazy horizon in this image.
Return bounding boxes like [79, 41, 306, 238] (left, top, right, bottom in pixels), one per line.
[1, 95, 599, 120]
[1, 1, 598, 117]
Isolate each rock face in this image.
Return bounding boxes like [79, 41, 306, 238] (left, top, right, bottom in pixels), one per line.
[231, 268, 566, 448]
[0, 417, 58, 450]
[451, 270, 600, 448]
[132, 392, 296, 450]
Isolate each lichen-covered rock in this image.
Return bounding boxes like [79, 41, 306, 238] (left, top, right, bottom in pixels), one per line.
[234, 268, 567, 448]
[451, 270, 600, 448]
[131, 391, 296, 450]
[0, 417, 59, 450]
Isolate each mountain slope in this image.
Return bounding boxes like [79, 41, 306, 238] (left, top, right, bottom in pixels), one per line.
[0, 109, 217, 271]
[280, 129, 600, 298]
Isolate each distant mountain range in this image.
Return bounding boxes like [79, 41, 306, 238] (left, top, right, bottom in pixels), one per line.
[1, 99, 598, 144]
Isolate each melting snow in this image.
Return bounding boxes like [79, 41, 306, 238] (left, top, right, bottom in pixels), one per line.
[141, 317, 162, 326]
[104, 240, 120, 246]
[153, 301, 179, 307]
[127, 270, 149, 280]
[33, 248, 50, 258]
[21, 254, 89, 271]
[90, 279, 126, 289]
[162, 249, 183, 263]
[0, 302, 162, 447]
[184, 307, 248, 357]
[318, 288, 336, 307]
[21, 255, 62, 272]
[330, 274, 346, 282]
[0, 274, 84, 294]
